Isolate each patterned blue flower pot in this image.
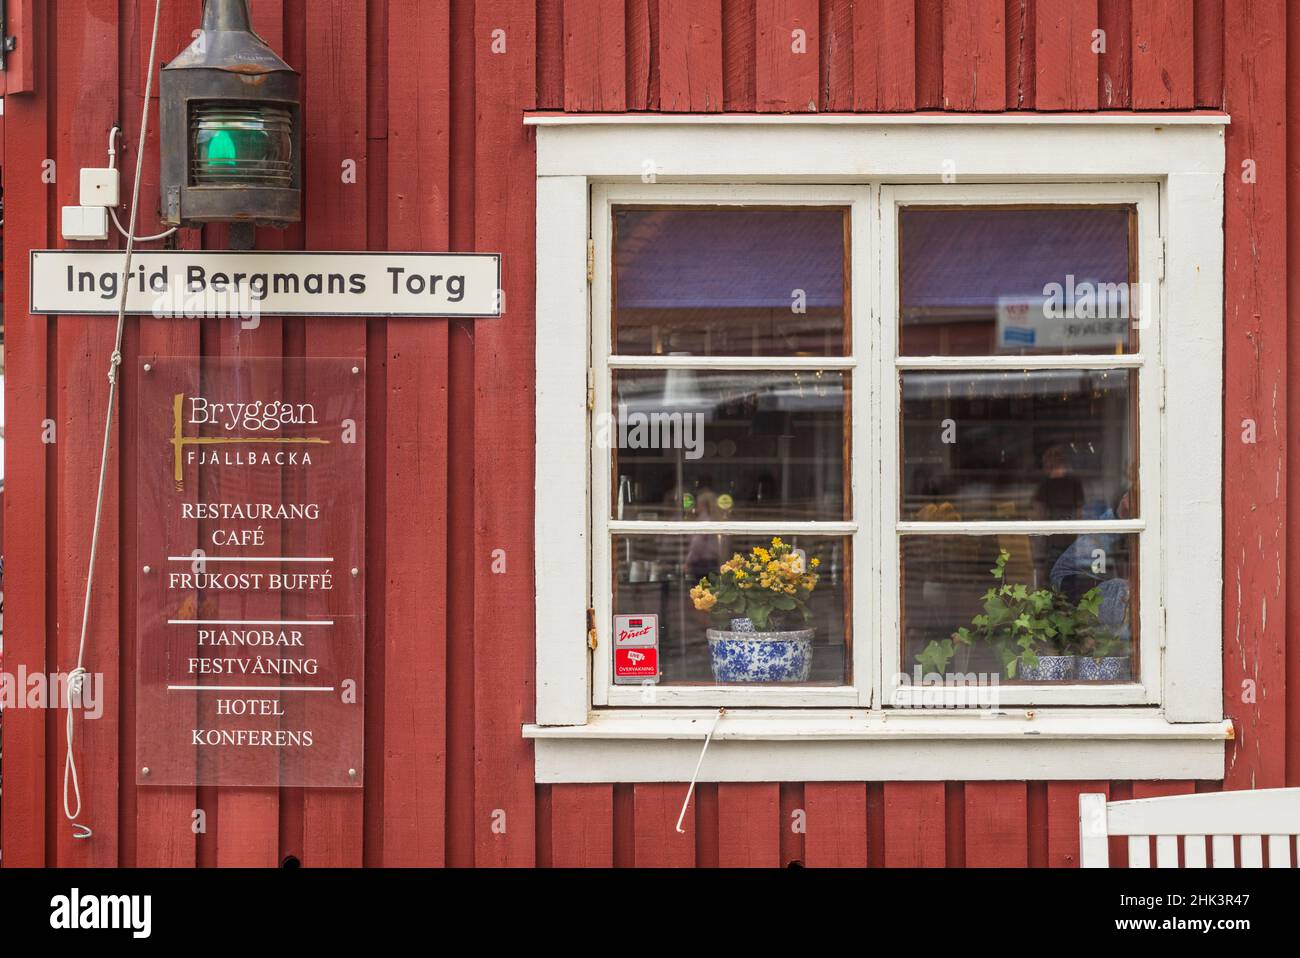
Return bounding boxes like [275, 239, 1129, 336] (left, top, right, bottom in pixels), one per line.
[1019, 654, 1076, 681]
[1076, 655, 1130, 681]
[707, 628, 814, 683]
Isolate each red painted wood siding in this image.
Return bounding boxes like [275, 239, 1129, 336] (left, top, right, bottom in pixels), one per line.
[0, 0, 1290, 868]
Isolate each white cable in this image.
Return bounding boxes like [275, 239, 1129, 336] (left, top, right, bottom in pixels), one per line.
[64, 0, 164, 840]
[106, 125, 178, 243]
[110, 205, 177, 243]
[676, 708, 725, 834]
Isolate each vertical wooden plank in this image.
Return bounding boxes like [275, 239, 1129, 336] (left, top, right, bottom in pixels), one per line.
[383, 0, 451, 867]
[778, 782, 803, 866]
[883, 782, 945, 867]
[633, 784, 694, 866]
[723, 0, 757, 109]
[612, 784, 636, 866]
[626, 0, 658, 110]
[537, 0, 565, 109]
[942, 0, 1005, 110]
[1192, 0, 1223, 108]
[301, 0, 368, 867]
[1130, 0, 1194, 108]
[212, 336, 283, 870]
[551, 784, 614, 867]
[755, 0, 819, 111]
[1223, 0, 1287, 792]
[1097, 0, 1131, 108]
[0, 0, 49, 867]
[717, 783, 780, 866]
[445, 0, 477, 869]
[964, 782, 1028, 867]
[273, 0, 309, 872]
[1004, 0, 1034, 109]
[694, 783, 720, 866]
[819, 0, 853, 111]
[53, 0, 120, 869]
[1290, 0, 1300, 801]
[1033, 0, 1098, 110]
[361, 0, 389, 869]
[3, 0, 36, 94]
[474, 0, 537, 867]
[195, 0, 285, 871]
[852, 0, 915, 111]
[804, 783, 868, 867]
[915, 0, 945, 108]
[945, 783, 965, 867]
[1046, 781, 1107, 867]
[563, 0, 627, 111]
[659, 0, 724, 111]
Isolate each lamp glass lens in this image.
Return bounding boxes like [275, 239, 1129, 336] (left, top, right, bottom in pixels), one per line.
[191, 103, 293, 187]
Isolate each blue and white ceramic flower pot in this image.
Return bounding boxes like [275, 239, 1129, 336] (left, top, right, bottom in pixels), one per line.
[1019, 654, 1076, 681]
[1076, 655, 1130, 681]
[707, 628, 814, 683]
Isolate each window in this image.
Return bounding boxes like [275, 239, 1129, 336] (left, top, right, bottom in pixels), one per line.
[529, 116, 1228, 782]
[882, 189, 1159, 708]
[594, 193, 867, 707]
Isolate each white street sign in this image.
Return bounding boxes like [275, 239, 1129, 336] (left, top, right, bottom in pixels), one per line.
[30, 250, 502, 318]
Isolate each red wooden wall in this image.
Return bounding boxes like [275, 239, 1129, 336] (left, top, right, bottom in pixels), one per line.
[1, 0, 1295, 867]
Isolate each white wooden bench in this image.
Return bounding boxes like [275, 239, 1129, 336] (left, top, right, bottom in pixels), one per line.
[1079, 789, 1300, 867]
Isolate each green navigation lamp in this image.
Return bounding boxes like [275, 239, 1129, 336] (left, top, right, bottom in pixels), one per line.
[159, 0, 301, 232]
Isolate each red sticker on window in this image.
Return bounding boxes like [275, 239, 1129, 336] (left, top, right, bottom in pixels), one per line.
[615, 647, 659, 680]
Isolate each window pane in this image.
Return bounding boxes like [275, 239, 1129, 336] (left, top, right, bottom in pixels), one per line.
[901, 369, 1137, 528]
[900, 207, 1137, 356]
[612, 369, 848, 521]
[614, 208, 848, 356]
[613, 534, 850, 685]
[900, 533, 1138, 684]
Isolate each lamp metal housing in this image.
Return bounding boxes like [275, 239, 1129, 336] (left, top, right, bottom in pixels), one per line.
[159, 0, 301, 228]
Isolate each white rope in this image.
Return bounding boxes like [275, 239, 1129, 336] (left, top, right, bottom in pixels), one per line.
[676, 708, 725, 834]
[64, 0, 165, 840]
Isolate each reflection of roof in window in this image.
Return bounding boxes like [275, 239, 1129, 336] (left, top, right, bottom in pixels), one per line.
[901, 208, 1130, 310]
[614, 209, 845, 309]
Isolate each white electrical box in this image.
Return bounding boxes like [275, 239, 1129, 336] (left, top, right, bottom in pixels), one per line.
[79, 168, 120, 208]
[61, 205, 110, 242]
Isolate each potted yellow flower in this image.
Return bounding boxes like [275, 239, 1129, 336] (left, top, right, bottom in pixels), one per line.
[690, 538, 820, 682]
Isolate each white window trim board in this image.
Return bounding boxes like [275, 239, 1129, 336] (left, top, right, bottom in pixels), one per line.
[525, 711, 1231, 783]
[532, 115, 1226, 781]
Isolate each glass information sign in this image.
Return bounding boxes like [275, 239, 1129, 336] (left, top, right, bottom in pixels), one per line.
[136, 357, 364, 787]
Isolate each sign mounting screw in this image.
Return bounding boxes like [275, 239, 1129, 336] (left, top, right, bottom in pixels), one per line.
[143, 363, 153, 372]
[351, 567, 359, 577]
[143, 565, 152, 574]
[351, 366, 360, 375]
[141, 767, 151, 777]
[348, 768, 357, 779]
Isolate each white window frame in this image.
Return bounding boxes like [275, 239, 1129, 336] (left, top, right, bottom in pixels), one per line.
[527, 115, 1230, 782]
[880, 182, 1161, 708]
[592, 183, 872, 709]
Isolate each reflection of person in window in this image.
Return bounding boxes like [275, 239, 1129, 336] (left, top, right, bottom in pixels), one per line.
[1032, 444, 1084, 581]
[686, 473, 724, 581]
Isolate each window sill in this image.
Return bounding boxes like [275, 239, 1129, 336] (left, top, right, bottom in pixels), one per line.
[523, 710, 1231, 783]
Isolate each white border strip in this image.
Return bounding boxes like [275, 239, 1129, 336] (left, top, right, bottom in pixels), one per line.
[526, 112, 1231, 127]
